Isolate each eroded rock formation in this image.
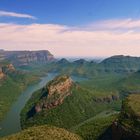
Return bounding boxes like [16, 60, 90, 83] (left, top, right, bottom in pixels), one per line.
[34, 75, 73, 113]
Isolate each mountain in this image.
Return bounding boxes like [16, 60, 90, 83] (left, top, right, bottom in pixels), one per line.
[56, 58, 70, 64]
[21, 75, 120, 130]
[0, 50, 55, 66]
[73, 59, 88, 65]
[100, 55, 140, 73]
[44, 55, 140, 78]
[1, 125, 82, 140]
[30, 75, 73, 115]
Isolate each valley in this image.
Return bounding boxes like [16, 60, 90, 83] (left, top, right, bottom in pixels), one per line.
[0, 50, 140, 140]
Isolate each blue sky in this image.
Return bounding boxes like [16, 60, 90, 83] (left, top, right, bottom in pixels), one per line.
[0, 0, 140, 57]
[1, 0, 140, 25]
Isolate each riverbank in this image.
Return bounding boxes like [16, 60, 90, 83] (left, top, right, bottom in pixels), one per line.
[0, 73, 58, 137]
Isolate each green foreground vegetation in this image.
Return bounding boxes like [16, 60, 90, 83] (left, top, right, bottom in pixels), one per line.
[0, 125, 82, 140]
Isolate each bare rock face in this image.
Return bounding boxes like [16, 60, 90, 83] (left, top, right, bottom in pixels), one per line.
[34, 75, 73, 113]
[0, 50, 55, 66]
[93, 94, 119, 103]
[0, 67, 5, 79]
[1, 63, 16, 75]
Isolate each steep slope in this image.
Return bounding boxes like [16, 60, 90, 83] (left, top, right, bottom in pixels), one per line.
[0, 125, 82, 140]
[73, 113, 117, 140]
[112, 94, 140, 140]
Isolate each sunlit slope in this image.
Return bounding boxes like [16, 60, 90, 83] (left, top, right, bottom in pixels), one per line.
[1, 125, 82, 140]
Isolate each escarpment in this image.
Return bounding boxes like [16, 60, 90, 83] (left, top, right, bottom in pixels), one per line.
[112, 94, 140, 140]
[29, 75, 73, 115]
[0, 50, 55, 66]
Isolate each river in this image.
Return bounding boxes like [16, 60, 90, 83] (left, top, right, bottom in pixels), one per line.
[0, 73, 87, 137]
[0, 73, 58, 137]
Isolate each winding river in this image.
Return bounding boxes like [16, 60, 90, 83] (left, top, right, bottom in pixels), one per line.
[0, 73, 87, 137]
[0, 73, 58, 137]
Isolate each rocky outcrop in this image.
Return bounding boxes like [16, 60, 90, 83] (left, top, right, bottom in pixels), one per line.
[93, 94, 119, 103]
[0, 50, 55, 66]
[112, 94, 140, 140]
[0, 63, 16, 79]
[34, 75, 73, 113]
[0, 67, 5, 79]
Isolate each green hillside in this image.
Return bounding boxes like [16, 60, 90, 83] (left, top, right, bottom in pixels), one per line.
[44, 55, 140, 77]
[0, 125, 82, 140]
[21, 74, 122, 130]
[21, 70, 140, 140]
[0, 62, 39, 121]
[73, 113, 117, 140]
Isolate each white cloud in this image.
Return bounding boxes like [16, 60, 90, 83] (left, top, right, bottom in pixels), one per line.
[0, 18, 140, 57]
[88, 18, 140, 30]
[0, 10, 36, 19]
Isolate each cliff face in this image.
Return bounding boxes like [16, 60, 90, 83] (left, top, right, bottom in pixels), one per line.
[112, 94, 140, 140]
[0, 50, 55, 66]
[0, 67, 5, 79]
[93, 94, 119, 103]
[33, 75, 73, 114]
[0, 63, 16, 79]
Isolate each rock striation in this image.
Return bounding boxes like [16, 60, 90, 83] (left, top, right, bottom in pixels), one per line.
[0, 50, 55, 66]
[0, 67, 5, 79]
[34, 75, 73, 113]
[0, 63, 15, 79]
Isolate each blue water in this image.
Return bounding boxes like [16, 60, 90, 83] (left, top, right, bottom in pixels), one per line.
[0, 73, 87, 137]
[0, 73, 58, 137]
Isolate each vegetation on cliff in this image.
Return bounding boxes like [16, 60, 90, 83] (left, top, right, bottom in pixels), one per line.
[118, 94, 140, 135]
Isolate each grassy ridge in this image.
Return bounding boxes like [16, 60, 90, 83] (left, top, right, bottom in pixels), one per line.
[0, 125, 82, 140]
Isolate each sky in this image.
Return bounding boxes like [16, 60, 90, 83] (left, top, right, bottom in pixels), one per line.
[0, 0, 140, 57]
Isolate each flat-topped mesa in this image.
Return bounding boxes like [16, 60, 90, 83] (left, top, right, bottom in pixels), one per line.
[47, 75, 73, 96]
[0, 50, 55, 66]
[35, 75, 73, 113]
[112, 94, 140, 140]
